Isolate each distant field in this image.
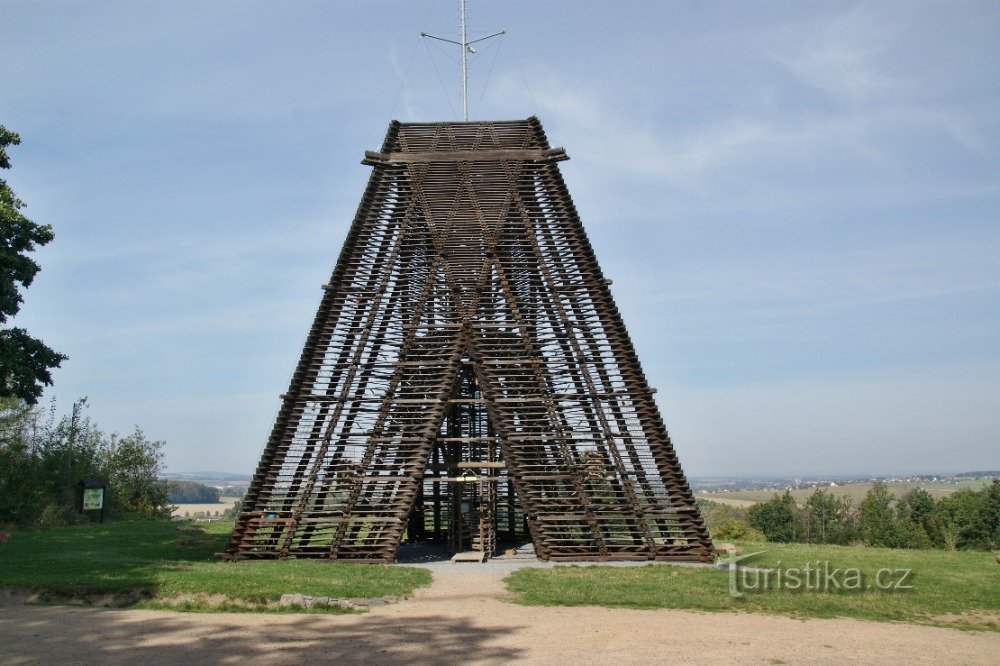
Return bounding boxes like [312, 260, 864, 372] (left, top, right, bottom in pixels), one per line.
[170, 497, 238, 518]
[699, 479, 990, 507]
[701, 497, 758, 508]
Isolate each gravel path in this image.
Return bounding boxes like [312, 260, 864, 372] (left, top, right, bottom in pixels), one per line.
[2, 565, 998, 665]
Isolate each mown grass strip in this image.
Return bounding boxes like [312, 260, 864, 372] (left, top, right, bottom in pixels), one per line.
[0, 520, 431, 613]
[505, 541, 1000, 631]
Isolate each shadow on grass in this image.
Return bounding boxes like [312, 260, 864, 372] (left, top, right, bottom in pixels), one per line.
[0, 521, 432, 607]
[0, 605, 527, 664]
[0, 521, 223, 594]
[0, 521, 225, 595]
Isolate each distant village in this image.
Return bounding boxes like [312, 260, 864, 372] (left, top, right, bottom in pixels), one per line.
[690, 470, 998, 494]
[163, 469, 999, 499]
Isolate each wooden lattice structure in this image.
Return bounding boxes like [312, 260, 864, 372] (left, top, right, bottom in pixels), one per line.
[227, 117, 713, 562]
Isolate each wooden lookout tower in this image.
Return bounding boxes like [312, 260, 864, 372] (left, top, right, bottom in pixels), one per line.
[226, 117, 714, 562]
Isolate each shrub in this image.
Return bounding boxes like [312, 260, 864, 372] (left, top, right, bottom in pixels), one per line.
[748, 491, 801, 542]
[712, 518, 767, 542]
[0, 397, 170, 525]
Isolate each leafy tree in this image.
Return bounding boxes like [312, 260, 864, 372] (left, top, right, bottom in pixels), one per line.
[223, 498, 243, 520]
[894, 499, 933, 549]
[965, 479, 1000, 550]
[104, 427, 170, 518]
[858, 481, 897, 547]
[0, 397, 37, 523]
[801, 488, 856, 545]
[897, 488, 937, 547]
[0, 126, 66, 404]
[901, 488, 936, 529]
[804, 489, 834, 543]
[833, 494, 858, 544]
[167, 480, 221, 504]
[748, 491, 800, 542]
[934, 488, 984, 550]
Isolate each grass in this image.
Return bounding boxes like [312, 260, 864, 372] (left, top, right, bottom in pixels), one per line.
[7, 519, 998, 629]
[0, 520, 431, 613]
[506, 541, 1000, 631]
[699, 480, 989, 507]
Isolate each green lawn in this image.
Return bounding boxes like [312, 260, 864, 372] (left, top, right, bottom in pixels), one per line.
[506, 542, 1000, 631]
[0, 520, 431, 613]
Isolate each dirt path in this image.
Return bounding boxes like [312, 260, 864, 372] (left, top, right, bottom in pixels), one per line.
[2, 571, 997, 665]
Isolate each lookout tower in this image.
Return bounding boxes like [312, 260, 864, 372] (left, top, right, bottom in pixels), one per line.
[226, 118, 713, 562]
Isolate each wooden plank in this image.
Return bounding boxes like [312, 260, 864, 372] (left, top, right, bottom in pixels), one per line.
[363, 147, 566, 165]
[451, 551, 487, 563]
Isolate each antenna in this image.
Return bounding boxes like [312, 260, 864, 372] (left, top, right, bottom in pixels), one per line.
[422, 0, 505, 121]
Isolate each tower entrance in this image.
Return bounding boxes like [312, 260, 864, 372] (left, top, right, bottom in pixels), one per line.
[406, 359, 528, 559]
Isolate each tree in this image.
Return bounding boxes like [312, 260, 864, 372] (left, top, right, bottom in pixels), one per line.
[858, 481, 897, 547]
[933, 488, 984, 550]
[901, 488, 936, 529]
[964, 479, 1000, 550]
[748, 491, 800, 542]
[0, 396, 38, 523]
[167, 480, 221, 504]
[104, 427, 170, 518]
[0, 126, 66, 404]
[897, 488, 936, 547]
[803, 488, 856, 544]
[223, 498, 243, 520]
[894, 499, 933, 549]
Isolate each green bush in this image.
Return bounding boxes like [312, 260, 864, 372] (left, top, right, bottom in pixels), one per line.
[715, 479, 999, 552]
[711, 518, 767, 542]
[0, 397, 170, 526]
[748, 491, 801, 542]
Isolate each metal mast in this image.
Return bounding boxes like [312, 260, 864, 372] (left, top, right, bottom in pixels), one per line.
[423, 0, 505, 121]
[460, 0, 468, 121]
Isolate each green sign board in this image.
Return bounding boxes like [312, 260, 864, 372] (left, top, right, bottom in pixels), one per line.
[83, 487, 104, 511]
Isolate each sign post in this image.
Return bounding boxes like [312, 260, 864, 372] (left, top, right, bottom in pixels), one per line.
[78, 478, 108, 523]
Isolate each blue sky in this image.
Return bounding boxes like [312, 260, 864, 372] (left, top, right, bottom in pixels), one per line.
[2, 1, 997, 476]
